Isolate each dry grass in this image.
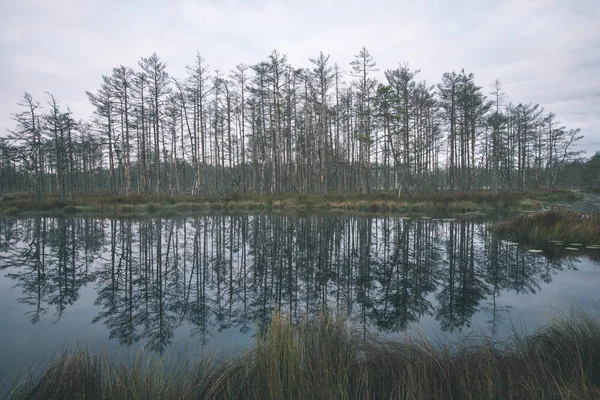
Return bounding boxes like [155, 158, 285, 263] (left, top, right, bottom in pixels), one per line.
[6, 309, 600, 399]
[492, 210, 600, 245]
[0, 189, 583, 216]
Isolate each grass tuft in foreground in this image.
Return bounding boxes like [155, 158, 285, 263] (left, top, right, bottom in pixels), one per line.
[6, 309, 600, 399]
[492, 209, 600, 245]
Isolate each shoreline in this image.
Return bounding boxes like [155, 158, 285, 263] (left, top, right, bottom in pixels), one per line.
[0, 189, 583, 217]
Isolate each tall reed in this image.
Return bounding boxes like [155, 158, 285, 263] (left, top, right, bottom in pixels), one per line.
[7, 309, 600, 399]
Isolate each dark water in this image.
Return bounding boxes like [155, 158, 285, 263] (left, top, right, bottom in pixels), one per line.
[1, 214, 599, 378]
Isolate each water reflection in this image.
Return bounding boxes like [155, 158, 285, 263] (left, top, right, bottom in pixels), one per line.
[0, 215, 590, 353]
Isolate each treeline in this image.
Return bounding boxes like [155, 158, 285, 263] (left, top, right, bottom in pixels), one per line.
[561, 151, 600, 187]
[1, 48, 585, 200]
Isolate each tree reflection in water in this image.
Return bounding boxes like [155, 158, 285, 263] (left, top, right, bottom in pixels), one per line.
[0, 215, 586, 354]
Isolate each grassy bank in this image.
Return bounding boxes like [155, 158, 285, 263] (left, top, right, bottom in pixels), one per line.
[583, 186, 600, 194]
[492, 210, 600, 245]
[6, 311, 600, 399]
[0, 189, 583, 216]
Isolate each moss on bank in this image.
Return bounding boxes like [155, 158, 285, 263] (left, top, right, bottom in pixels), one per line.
[0, 189, 583, 217]
[492, 210, 600, 245]
[6, 310, 600, 399]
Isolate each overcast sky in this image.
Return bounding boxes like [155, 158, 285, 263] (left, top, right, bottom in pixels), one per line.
[1, 0, 599, 154]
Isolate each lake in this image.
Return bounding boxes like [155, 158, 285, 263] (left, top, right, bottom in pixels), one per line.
[1, 213, 599, 379]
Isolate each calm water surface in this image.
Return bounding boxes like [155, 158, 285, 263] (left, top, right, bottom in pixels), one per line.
[1, 214, 599, 379]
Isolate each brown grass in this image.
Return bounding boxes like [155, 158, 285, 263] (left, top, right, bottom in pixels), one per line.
[6, 309, 600, 399]
[492, 210, 600, 245]
[0, 189, 583, 216]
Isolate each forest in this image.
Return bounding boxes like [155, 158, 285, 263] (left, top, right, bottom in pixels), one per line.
[0, 48, 589, 201]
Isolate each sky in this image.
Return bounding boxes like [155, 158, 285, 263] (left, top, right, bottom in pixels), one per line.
[1, 0, 599, 154]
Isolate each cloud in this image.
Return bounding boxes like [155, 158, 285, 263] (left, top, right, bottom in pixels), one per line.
[0, 0, 598, 153]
